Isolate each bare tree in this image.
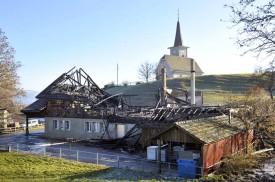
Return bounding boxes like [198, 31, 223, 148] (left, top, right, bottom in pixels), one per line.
[0, 29, 24, 112]
[138, 62, 156, 83]
[250, 60, 275, 99]
[225, 0, 275, 58]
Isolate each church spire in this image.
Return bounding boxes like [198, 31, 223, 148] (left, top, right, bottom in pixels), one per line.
[174, 11, 183, 47]
[168, 11, 189, 57]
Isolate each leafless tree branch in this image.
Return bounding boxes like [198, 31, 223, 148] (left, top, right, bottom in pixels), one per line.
[138, 62, 156, 83]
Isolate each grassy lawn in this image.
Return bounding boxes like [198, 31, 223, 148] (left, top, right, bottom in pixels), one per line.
[203, 91, 246, 106]
[0, 152, 109, 182]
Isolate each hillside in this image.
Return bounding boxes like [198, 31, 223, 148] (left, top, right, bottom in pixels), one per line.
[106, 74, 256, 106]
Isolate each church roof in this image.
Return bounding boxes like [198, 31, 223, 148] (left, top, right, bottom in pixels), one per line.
[174, 20, 183, 47]
[161, 55, 204, 74]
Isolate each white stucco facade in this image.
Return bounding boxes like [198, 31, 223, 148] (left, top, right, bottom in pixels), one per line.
[157, 59, 174, 78]
[44, 117, 136, 141]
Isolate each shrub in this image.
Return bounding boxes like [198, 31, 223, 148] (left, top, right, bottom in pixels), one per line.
[217, 147, 267, 175]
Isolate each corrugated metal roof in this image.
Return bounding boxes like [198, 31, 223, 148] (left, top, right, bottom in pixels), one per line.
[161, 55, 204, 74]
[175, 115, 245, 144]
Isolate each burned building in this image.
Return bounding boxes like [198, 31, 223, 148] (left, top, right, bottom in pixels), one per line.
[21, 68, 136, 141]
[21, 67, 254, 177]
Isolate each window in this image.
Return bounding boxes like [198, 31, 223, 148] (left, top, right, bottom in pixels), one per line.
[59, 120, 64, 130]
[85, 121, 104, 133]
[85, 122, 92, 132]
[65, 121, 70, 131]
[93, 122, 99, 132]
[94, 122, 104, 133]
[53, 120, 58, 130]
[55, 120, 70, 131]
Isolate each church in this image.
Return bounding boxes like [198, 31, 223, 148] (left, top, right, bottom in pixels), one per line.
[156, 18, 203, 79]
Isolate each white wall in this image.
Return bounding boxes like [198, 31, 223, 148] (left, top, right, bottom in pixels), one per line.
[157, 60, 174, 78]
[170, 47, 187, 57]
[45, 117, 136, 141]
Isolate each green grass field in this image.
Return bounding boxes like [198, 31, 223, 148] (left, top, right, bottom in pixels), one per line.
[0, 152, 109, 182]
[106, 74, 256, 106]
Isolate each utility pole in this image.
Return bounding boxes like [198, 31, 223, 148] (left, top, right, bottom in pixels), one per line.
[117, 63, 119, 86]
[161, 68, 167, 106]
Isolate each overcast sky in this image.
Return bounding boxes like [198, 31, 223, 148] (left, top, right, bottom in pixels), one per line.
[0, 0, 268, 91]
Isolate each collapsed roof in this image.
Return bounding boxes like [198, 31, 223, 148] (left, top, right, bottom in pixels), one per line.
[36, 67, 118, 106]
[22, 67, 119, 115]
[22, 68, 230, 128]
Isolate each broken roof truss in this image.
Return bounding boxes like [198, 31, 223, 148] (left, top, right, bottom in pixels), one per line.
[36, 67, 118, 108]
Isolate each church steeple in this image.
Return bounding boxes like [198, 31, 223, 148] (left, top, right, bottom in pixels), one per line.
[168, 13, 189, 57]
[174, 20, 183, 47]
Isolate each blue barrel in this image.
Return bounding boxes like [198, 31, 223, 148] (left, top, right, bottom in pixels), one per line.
[177, 159, 197, 178]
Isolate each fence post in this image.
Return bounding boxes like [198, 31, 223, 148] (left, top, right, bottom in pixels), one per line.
[117, 156, 120, 168]
[69, 143, 71, 159]
[29, 146, 31, 154]
[59, 148, 62, 159]
[16, 144, 19, 153]
[7, 145, 11, 152]
[96, 153, 99, 165]
[44, 147, 46, 157]
[76, 150, 79, 161]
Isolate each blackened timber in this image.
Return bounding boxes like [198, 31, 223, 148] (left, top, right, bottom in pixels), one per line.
[166, 92, 190, 105]
[100, 122, 110, 141]
[151, 107, 164, 121]
[157, 109, 168, 121]
[112, 124, 141, 149]
[165, 108, 174, 119]
[35, 68, 119, 108]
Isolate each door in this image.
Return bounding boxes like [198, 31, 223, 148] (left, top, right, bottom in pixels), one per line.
[117, 124, 125, 138]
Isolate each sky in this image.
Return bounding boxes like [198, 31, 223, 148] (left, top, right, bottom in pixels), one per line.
[0, 0, 268, 91]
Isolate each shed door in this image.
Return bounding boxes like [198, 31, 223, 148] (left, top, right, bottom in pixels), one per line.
[117, 124, 125, 138]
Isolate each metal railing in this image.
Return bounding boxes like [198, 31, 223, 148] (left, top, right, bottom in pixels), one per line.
[0, 125, 44, 134]
[0, 143, 205, 178]
[0, 127, 24, 134]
